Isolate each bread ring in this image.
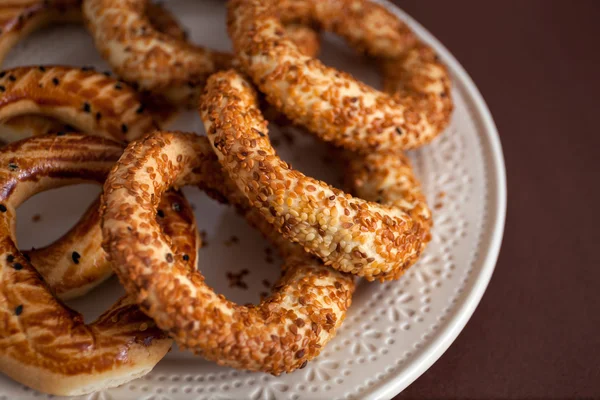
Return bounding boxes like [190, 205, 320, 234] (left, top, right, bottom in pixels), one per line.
[227, 0, 452, 152]
[0, 0, 192, 66]
[0, 0, 188, 132]
[0, 66, 157, 142]
[82, 0, 322, 108]
[200, 70, 430, 281]
[0, 1, 81, 67]
[0, 134, 201, 395]
[101, 131, 355, 375]
[0, 65, 182, 298]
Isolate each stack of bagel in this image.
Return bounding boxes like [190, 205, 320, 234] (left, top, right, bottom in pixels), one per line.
[0, 0, 452, 396]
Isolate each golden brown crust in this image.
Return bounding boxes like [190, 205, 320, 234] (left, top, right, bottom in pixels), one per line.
[345, 149, 432, 249]
[83, 0, 232, 107]
[227, 0, 452, 152]
[0, 0, 188, 67]
[0, 134, 201, 395]
[0, 0, 189, 129]
[101, 131, 356, 375]
[0, 65, 166, 299]
[199, 70, 430, 281]
[24, 189, 197, 300]
[0, 66, 158, 142]
[0, 0, 82, 67]
[82, 0, 322, 108]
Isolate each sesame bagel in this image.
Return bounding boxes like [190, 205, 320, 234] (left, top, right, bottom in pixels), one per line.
[82, 0, 322, 108]
[0, 134, 202, 395]
[0, 0, 190, 67]
[101, 131, 355, 375]
[0, 1, 187, 135]
[199, 70, 431, 281]
[227, 0, 452, 152]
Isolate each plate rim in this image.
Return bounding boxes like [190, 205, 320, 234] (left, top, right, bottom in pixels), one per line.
[363, 2, 507, 399]
[0, 1, 507, 398]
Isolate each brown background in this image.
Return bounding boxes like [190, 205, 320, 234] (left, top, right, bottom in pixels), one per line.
[389, 1, 600, 399]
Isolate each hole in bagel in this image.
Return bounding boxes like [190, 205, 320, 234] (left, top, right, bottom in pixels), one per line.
[16, 183, 124, 322]
[180, 186, 283, 306]
[318, 32, 381, 91]
[17, 183, 101, 251]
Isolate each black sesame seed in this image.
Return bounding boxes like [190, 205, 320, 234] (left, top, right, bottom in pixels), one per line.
[166, 253, 174, 263]
[82, 102, 91, 113]
[81, 66, 94, 71]
[121, 124, 128, 134]
[56, 131, 66, 136]
[103, 71, 111, 77]
[52, 77, 59, 86]
[14, 305, 23, 316]
[396, 127, 403, 136]
[38, 66, 46, 72]
[0, 86, 5, 92]
[8, 75, 16, 82]
[182, 254, 190, 261]
[0, 72, 5, 78]
[114, 83, 122, 90]
[96, 112, 102, 121]
[440, 91, 447, 98]
[8, 163, 17, 171]
[172, 202, 181, 212]
[72, 251, 81, 264]
[136, 105, 145, 114]
[23, 253, 30, 262]
[157, 209, 165, 218]
[13, 263, 22, 270]
[0, 204, 6, 212]
[6, 255, 14, 263]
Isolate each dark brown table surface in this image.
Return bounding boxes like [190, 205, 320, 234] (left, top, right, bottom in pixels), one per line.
[390, 1, 600, 399]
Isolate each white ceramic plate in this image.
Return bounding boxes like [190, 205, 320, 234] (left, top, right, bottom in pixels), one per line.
[0, 1, 506, 399]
